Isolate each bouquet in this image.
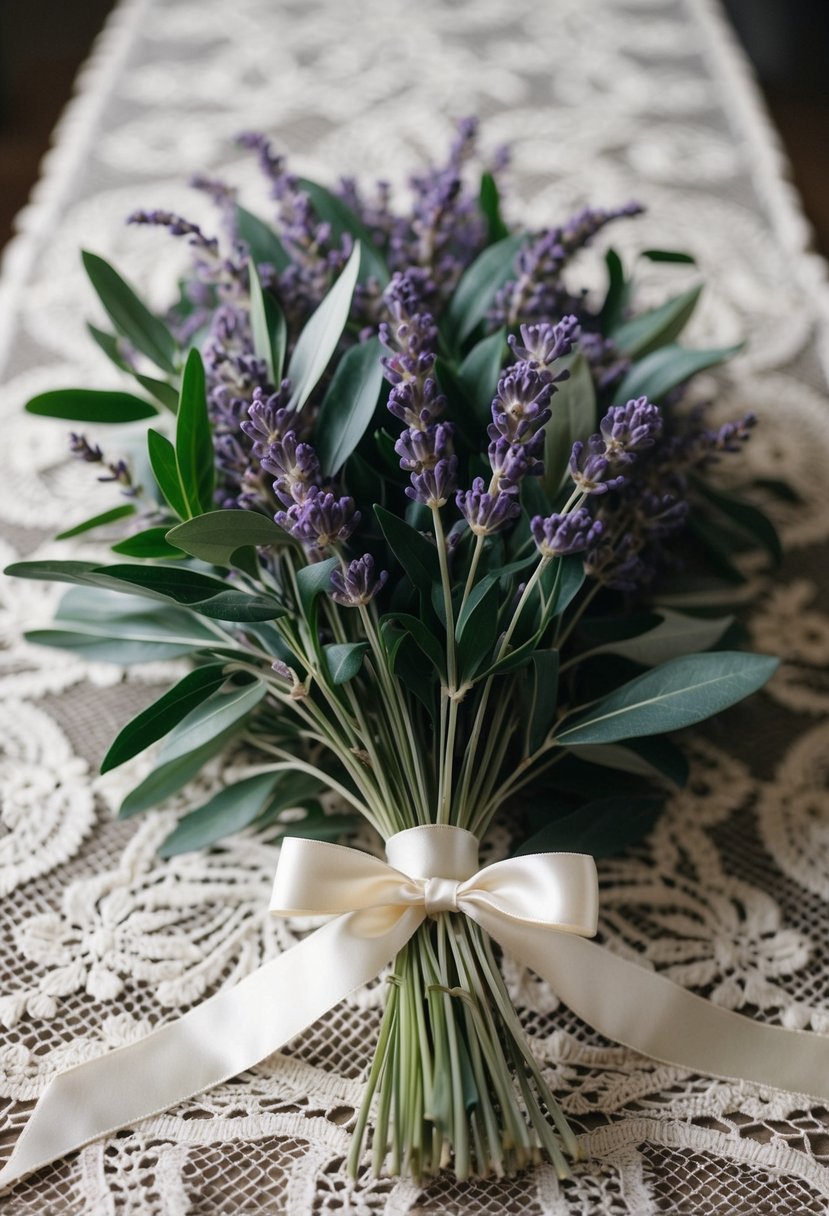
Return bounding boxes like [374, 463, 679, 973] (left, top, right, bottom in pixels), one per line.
[8, 119, 781, 1184]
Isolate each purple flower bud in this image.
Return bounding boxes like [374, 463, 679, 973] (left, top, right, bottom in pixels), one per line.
[456, 478, 521, 536]
[239, 385, 293, 458]
[531, 508, 603, 557]
[275, 488, 360, 550]
[261, 431, 321, 506]
[508, 315, 580, 368]
[488, 437, 542, 489]
[488, 367, 553, 444]
[330, 554, 389, 607]
[394, 422, 454, 472]
[569, 436, 625, 494]
[406, 456, 459, 508]
[599, 397, 662, 462]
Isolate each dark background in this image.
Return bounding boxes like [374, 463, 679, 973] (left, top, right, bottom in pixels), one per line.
[0, 0, 827, 254]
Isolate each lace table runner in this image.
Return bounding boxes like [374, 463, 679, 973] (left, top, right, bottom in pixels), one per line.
[1, 0, 828, 1211]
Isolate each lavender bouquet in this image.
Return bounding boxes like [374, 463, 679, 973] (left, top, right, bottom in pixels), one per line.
[9, 120, 780, 1182]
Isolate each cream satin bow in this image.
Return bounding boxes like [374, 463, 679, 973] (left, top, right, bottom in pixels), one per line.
[2, 824, 828, 1191]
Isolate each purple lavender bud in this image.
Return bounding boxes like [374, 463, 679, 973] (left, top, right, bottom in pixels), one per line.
[261, 431, 321, 505]
[330, 554, 389, 607]
[508, 316, 580, 368]
[599, 397, 662, 462]
[275, 487, 360, 550]
[488, 366, 553, 444]
[584, 532, 650, 591]
[531, 508, 604, 557]
[239, 385, 293, 458]
[406, 456, 459, 508]
[456, 478, 521, 536]
[488, 437, 542, 489]
[394, 422, 454, 471]
[69, 433, 103, 463]
[569, 436, 625, 495]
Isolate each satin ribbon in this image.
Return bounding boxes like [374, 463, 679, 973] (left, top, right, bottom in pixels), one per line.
[2, 823, 829, 1190]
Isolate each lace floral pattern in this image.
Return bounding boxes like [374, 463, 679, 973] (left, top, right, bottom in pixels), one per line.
[1, 0, 829, 1210]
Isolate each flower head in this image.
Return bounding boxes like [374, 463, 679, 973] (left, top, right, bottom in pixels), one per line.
[531, 508, 603, 557]
[330, 554, 389, 607]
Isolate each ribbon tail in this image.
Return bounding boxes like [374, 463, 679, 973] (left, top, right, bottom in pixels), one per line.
[480, 915, 829, 1103]
[0, 906, 423, 1191]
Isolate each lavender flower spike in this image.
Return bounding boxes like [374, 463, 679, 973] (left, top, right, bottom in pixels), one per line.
[275, 488, 360, 550]
[331, 554, 389, 607]
[531, 508, 603, 557]
[599, 397, 662, 463]
[569, 435, 625, 495]
[457, 478, 521, 536]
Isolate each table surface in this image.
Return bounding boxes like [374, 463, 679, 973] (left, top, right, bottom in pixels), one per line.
[1, 0, 829, 1212]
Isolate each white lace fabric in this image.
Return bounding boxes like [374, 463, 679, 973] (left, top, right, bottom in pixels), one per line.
[1, 0, 828, 1211]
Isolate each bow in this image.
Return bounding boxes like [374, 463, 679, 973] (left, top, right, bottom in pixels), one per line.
[2, 824, 828, 1191]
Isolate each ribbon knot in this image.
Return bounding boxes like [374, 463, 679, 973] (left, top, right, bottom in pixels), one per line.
[423, 876, 460, 915]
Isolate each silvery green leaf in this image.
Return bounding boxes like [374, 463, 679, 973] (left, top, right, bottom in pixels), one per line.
[543, 354, 596, 496]
[617, 342, 742, 404]
[26, 388, 158, 423]
[168, 510, 287, 565]
[323, 642, 369, 685]
[248, 259, 287, 384]
[612, 285, 702, 358]
[158, 771, 283, 857]
[287, 242, 361, 411]
[514, 796, 663, 859]
[557, 651, 778, 746]
[82, 251, 178, 375]
[585, 608, 733, 667]
[315, 337, 384, 476]
[158, 680, 266, 766]
[445, 234, 524, 347]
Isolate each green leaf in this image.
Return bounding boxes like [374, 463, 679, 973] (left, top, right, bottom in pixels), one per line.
[543, 354, 596, 495]
[585, 608, 733, 666]
[569, 738, 689, 788]
[525, 649, 560, 754]
[315, 336, 384, 476]
[235, 205, 291, 271]
[514, 796, 663, 859]
[384, 612, 446, 679]
[167, 509, 287, 565]
[287, 241, 361, 411]
[175, 348, 214, 516]
[119, 724, 245, 818]
[26, 388, 158, 423]
[479, 171, 509, 244]
[278, 810, 358, 842]
[158, 679, 266, 766]
[548, 554, 586, 619]
[640, 249, 696, 265]
[557, 650, 779, 746]
[456, 577, 501, 681]
[612, 285, 702, 358]
[692, 479, 783, 566]
[87, 323, 131, 371]
[248, 259, 287, 384]
[147, 429, 189, 520]
[375, 505, 440, 594]
[133, 374, 179, 412]
[189, 590, 286, 622]
[5, 559, 102, 587]
[82, 250, 178, 374]
[101, 664, 230, 773]
[323, 641, 368, 685]
[458, 329, 507, 427]
[599, 248, 629, 335]
[53, 586, 219, 644]
[297, 178, 390, 285]
[96, 563, 234, 605]
[111, 527, 184, 559]
[158, 771, 283, 857]
[445, 234, 524, 348]
[56, 504, 137, 540]
[23, 629, 206, 665]
[616, 342, 742, 404]
[295, 556, 339, 621]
